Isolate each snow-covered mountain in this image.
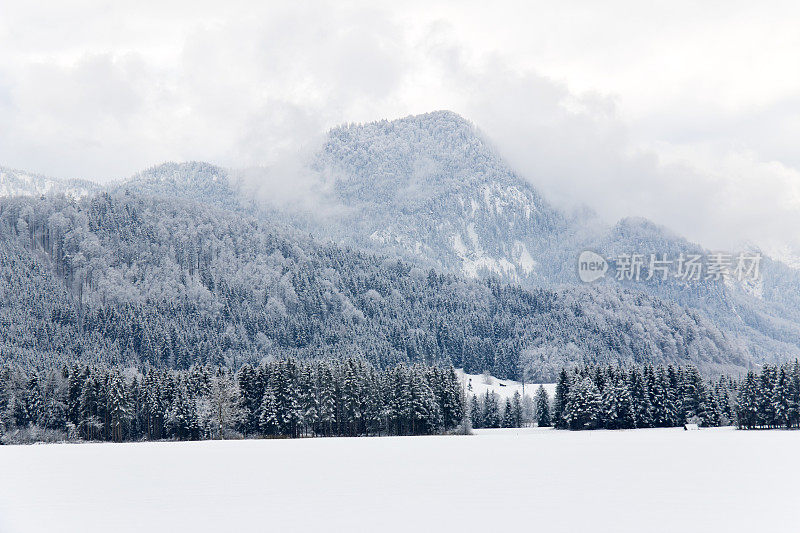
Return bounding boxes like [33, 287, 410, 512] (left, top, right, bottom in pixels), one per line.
[309, 111, 567, 283]
[293, 111, 800, 364]
[4, 111, 800, 372]
[0, 167, 99, 199]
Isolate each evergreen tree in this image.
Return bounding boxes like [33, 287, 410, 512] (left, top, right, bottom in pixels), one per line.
[601, 380, 635, 429]
[170, 383, 200, 440]
[680, 366, 706, 424]
[108, 375, 129, 442]
[736, 371, 760, 429]
[502, 398, 515, 428]
[534, 385, 551, 427]
[469, 394, 482, 429]
[236, 364, 260, 435]
[258, 385, 280, 436]
[483, 391, 501, 429]
[510, 391, 523, 428]
[552, 369, 571, 429]
[564, 377, 601, 430]
[772, 367, 791, 429]
[440, 367, 465, 430]
[628, 368, 653, 428]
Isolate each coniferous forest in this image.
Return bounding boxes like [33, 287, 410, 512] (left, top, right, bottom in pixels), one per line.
[546, 361, 800, 431]
[0, 190, 747, 382]
[0, 358, 466, 443]
[2, 359, 798, 444]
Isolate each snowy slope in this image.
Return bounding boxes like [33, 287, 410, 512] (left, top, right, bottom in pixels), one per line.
[0, 167, 98, 199]
[457, 369, 554, 400]
[0, 428, 797, 533]
[304, 112, 800, 365]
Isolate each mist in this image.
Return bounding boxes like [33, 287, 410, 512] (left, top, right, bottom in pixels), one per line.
[1, 1, 799, 255]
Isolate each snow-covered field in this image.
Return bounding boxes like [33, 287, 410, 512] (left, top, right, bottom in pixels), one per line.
[1, 427, 798, 533]
[457, 369, 555, 400]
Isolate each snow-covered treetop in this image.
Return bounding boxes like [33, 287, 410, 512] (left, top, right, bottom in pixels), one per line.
[0, 166, 99, 200]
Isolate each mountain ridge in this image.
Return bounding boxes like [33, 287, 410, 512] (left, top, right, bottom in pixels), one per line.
[2, 110, 800, 371]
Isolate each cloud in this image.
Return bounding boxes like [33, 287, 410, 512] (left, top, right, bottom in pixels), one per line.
[416, 26, 800, 252]
[0, 1, 799, 254]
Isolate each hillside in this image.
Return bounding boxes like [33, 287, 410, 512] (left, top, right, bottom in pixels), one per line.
[0, 167, 99, 199]
[0, 190, 748, 379]
[2, 111, 800, 375]
[296, 112, 800, 363]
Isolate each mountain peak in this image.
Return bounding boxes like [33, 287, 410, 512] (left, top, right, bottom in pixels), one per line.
[130, 161, 227, 185]
[117, 161, 238, 208]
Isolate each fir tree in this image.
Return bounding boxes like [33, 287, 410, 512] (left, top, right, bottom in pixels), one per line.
[258, 385, 280, 436]
[534, 385, 551, 427]
[502, 398, 515, 428]
[108, 375, 129, 442]
[736, 371, 760, 429]
[564, 377, 601, 430]
[483, 391, 501, 429]
[552, 369, 571, 429]
[469, 394, 482, 429]
[601, 380, 635, 429]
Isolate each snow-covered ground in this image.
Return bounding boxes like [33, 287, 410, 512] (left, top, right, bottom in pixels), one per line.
[456, 369, 555, 400]
[1, 427, 797, 533]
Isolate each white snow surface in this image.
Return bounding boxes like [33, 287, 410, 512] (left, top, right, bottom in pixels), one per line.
[457, 369, 554, 400]
[2, 427, 796, 533]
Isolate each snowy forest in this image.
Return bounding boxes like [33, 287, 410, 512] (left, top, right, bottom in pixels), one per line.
[545, 361, 800, 430]
[0, 189, 746, 381]
[1, 115, 799, 447]
[0, 358, 465, 443]
[2, 359, 798, 444]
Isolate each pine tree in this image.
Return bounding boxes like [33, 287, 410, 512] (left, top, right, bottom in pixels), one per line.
[236, 364, 260, 435]
[700, 385, 722, 428]
[601, 380, 635, 429]
[440, 367, 465, 430]
[409, 369, 441, 435]
[108, 375, 129, 442]
[66, 364, 84, 427]
[534, 385, 551, 427]
[564, 377, 601, 430]
[736, 371, 760, 429]
[757, 365, 777, 427]
[317, 366, 337, 436]
[552, 369, 571, 429]
[469, 394, 482, 429]
[80, 375, 100, 440]
[772, 367, 791, 429]
[483, 391, 501, 429]
[789, 361, 800, 428]
[258, 385, 279, 436]
[502, 398, 515, 428]
[680, 366, 705, 424]
[170, 383, 200, 440]
[628, 368, 653, 428]
[510, 391, 523, 428]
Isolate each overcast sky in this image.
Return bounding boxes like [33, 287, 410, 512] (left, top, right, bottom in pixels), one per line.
[1, 1, 799, 253]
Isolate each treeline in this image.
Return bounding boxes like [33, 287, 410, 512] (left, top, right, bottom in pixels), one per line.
[548, 362, 800, 430]
[736, 363, 800, 429]
[0, 358, 465, 444]
[3, 360, 800, 444]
